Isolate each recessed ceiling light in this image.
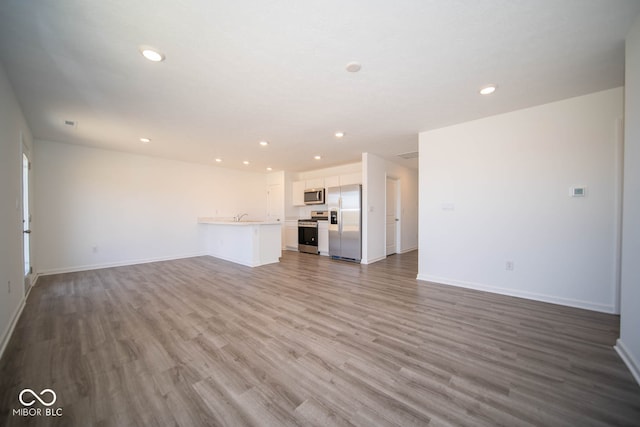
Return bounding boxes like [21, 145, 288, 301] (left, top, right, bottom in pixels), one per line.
[266, 167, 272, 171]
[345, 62, 361, 73]
[140, 46, 165, 62]
[314, 155, 322, 160]
[335, 131, 345, 138]
[139, 137, 151, 143]
[259, 141, 269, 146]
[479, 84, 497, 95]
[243, 160, 250, 165]
[215, 158, 222, 163]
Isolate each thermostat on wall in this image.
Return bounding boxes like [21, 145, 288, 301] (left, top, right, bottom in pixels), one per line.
[570, 186, 587, 197]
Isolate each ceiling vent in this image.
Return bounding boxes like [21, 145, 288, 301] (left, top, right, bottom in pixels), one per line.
[397, 151, 419, 159]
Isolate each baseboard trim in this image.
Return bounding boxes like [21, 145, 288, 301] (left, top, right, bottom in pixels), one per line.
[398, 246, 418, 254]
[206, 253, 280, 268]
[361, 255, 386, 265]
[0, 295, 26, 362]
[36, 252, 207, 276]
[416, 274, 616, 314]
[615, 339, 640, 386]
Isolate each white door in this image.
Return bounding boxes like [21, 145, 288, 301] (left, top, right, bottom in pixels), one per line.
[267, 183, 284, 249]
[266, 183, 284, 222]
[22, 148, 33, 294]
[386, 178, 399, 256]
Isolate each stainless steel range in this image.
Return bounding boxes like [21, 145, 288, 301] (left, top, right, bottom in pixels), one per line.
[298, 210, 328, 254]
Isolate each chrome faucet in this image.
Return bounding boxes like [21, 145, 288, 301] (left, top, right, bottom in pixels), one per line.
[234, 213, 248, 222]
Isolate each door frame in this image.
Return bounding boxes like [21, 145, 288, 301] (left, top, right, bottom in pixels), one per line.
[385, 176, 401, 256]
[21, 133, 33, 296]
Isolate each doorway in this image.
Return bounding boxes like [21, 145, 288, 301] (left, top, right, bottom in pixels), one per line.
[22, 141, 33, 295]
[386, 178, 400, 256]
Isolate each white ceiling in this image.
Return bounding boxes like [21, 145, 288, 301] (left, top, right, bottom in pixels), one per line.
[1, 1, 639, 172]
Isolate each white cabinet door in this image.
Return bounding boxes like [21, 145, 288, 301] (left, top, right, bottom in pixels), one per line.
[284, 220, 299, 250]
[317, 220, 329, 256]
[306, 178, 324, 189]
[340, 172, 362, 186]
[292, 180, 306, 206]
[324, 175, 340, 190]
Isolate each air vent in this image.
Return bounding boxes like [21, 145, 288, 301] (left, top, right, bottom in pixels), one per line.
[64, 120, 77, 129]
[397, 151, 419, 159]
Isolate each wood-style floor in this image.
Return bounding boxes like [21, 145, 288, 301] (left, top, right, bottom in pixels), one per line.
[1, 251, 639, 426]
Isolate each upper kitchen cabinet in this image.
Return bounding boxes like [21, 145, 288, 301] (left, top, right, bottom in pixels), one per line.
[324, 173, 360, 190]
[290, 163, 361, 207]
[340, 172, 361, 186]
[293, 178, 326, 206]
[292, 180, 306, 206]
[305, 178, 324, 189]
[324, 176, 340, 189]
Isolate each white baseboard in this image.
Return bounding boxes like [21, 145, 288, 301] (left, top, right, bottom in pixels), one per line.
[361, 255, 386, 265]
[36, 252, 207, 276]
[206, 253, 279, 268]
[0, 295, 26, 362]
[615, 339, 640, 386]
[399, 246, 418, 254]
[416, 274, 616, 314]
[0, 273, 38, 361]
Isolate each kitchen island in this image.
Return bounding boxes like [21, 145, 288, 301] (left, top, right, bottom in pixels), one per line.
[198, 218, 282, 267]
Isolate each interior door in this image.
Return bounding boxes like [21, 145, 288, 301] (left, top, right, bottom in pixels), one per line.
[22, 148, 33, 294]
[267, 183, 284, 248]
[386, 178, 398, 256]
[266, 183, 283, 222]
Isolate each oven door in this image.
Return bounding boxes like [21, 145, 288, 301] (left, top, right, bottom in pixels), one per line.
[298, 221, 318, 254]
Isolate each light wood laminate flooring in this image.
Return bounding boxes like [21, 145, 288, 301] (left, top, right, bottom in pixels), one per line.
[1, 251, 639, 426]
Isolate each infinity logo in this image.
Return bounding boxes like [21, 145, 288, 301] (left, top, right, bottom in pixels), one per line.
[19, 389, 57, 407]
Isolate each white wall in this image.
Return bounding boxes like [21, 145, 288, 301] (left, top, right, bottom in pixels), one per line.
[617, 15, 640, 385]
[34, 140, 268, 274]
[363, 153, 386, 264]
[0, 64, 33, 358]
[363, 152, 419, 264]
[418, 88, 623, 313]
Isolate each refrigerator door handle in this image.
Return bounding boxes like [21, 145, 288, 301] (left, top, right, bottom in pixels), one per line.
[338, 196, 343, 234]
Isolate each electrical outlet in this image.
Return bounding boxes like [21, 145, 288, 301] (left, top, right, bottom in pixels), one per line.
[92, 246, 98, 253]
[505, 261, 514, 271]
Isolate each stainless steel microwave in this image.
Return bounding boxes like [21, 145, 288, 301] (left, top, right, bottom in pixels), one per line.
[304, 188, 325, 205]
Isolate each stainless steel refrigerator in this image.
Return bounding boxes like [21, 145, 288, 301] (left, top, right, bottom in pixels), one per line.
[328, 184, 362, 262]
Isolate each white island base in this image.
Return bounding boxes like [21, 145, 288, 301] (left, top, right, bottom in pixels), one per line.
[198, 218, 282, 267]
